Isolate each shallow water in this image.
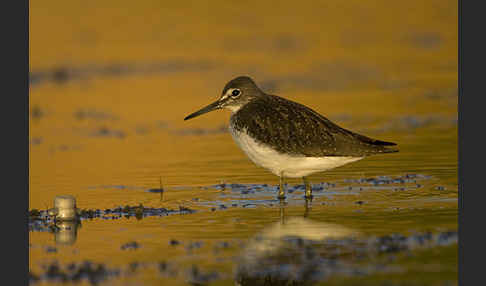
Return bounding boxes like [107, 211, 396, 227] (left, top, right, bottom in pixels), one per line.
[29, 1, 457, 285]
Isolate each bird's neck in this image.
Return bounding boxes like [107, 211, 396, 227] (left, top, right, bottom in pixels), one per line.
[224, 104, 243, 113]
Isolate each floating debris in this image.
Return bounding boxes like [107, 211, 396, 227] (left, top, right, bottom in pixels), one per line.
[169, 239, 180, 246]
[121, 241, 140, 251]
[90, 127, 125, 139]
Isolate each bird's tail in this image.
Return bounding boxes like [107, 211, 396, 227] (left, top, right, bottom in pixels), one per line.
[370, 139, 397, 146]
[357, 135, 399, 154]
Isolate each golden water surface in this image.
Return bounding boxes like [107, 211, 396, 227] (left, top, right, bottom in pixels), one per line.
[30, 1, 457, 285]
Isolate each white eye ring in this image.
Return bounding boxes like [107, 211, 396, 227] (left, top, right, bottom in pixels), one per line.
[231, 89, 241, 97]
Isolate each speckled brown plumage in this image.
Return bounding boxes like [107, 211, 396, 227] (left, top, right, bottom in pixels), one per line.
[231, 92, 398, 157]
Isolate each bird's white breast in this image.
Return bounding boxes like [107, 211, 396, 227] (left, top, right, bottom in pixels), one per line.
[229, 125, 363, 178]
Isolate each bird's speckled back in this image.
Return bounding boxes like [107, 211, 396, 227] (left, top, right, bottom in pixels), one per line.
[230, 93, 398, 157]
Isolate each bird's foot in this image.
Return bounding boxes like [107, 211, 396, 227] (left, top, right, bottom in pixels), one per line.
[304, 194, 313, 200]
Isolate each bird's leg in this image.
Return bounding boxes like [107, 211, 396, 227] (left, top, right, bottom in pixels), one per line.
[279, 198, 286, 224]
[304, 196, 312, 218]
[278, 173, 286, 199]
[303, 176, 313, 199]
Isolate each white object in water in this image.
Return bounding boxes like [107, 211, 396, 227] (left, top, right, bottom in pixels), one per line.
[48, 195, 79, 221]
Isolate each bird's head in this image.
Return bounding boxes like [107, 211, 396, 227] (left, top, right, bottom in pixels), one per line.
[184, 76, 263, 121]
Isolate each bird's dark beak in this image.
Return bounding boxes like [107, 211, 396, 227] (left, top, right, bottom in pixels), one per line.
[184, 100, 221, 121]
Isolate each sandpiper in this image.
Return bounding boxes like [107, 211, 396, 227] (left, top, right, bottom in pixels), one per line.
[184, 76, 398, 199]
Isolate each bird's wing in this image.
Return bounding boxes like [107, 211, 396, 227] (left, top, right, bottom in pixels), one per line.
[232, 95, 398, 157]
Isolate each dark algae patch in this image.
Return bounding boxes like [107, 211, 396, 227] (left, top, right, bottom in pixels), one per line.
[236, 231, 458, 286]
[29, 204, 197, 232]
[90, 126, 126, 139]
[30, 260, 221, 286]
[30, 261, 121, 286]
[29, 231, 457, 285]
[186, 265, 220, 285]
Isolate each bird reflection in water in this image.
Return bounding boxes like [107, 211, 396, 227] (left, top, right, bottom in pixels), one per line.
[279, 197, 312, 225]
[237, 199, 356, 286]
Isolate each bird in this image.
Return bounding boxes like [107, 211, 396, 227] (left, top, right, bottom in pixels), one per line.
[184, 76, 398, 200]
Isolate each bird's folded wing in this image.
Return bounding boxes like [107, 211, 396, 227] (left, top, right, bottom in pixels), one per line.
[232, 95, 398, 157]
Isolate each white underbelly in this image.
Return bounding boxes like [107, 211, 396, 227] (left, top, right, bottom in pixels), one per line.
[229, 127, 363, 178]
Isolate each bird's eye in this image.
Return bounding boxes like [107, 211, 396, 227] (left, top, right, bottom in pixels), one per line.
[231, 89, 241, 97]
